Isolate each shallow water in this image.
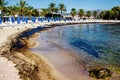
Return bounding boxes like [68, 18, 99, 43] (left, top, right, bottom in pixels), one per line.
[38, 23, 120, 66]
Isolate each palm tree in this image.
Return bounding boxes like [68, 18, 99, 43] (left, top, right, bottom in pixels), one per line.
[7, 5, 18, 16]
[49, 3, 56, 18]
[93, 11, 98, 19]
[78, 9, 84, 18]
[40, 8, 49, 17]
[32, 9, 39, 17]
[17, 0, 28, 16]
[58, 3, 66, 16]
[70, 8, 76, 19]
[106, 10, 114, 20]
[0, 0, 8, 17]
[25, 6, 34, 17]
[54, 7, 59, 14]
[112, 6, 120, 20]
[86, 11, 91, 19]
[99, 11, 105, 19]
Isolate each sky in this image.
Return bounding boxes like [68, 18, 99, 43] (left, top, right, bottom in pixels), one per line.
[6, 0, 120, 12]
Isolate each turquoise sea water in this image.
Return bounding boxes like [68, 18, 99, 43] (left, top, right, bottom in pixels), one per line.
[41, 23, 120, 66]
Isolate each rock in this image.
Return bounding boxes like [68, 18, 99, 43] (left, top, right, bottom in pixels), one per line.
[89, 68, 112, 79]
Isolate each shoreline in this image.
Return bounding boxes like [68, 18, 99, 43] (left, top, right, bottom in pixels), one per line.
[30, 32, 95, 80]
[30, 24, 120, 80]
[0, 24, 70, 80]
[0, 21, 120, 80]
[0, 26, 32, 80]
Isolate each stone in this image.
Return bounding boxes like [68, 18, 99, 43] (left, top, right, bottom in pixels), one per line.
[89, 68, 112, 79]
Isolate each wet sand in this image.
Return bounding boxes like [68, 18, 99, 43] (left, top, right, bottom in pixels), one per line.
[30, 31, 95, 80]
[3, 35, 69, 80]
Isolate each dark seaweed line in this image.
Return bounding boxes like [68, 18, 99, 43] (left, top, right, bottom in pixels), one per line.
[12, 26, 51, 49]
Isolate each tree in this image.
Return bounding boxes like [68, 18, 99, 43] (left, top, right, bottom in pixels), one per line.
[17, 0, 28, 16]
[58, 3, 66, 16]
[7, 5, 19, 16]
[86, 11, 91, 18]
[54, 7, 59, 14]
[78, 9, 84, 18]
[48, 3, 56, 18]
[105, 10, 114, 20]
[32, 9, 39, 17]
[25, 6, 34, 17]
[0, 0, 8, 16]
[40, 8, 49, 17]
[70, 8, 76, 19]
[99, 11, 105, 19]
[93, 11, 98, 19]
[112, 6, 120, 20]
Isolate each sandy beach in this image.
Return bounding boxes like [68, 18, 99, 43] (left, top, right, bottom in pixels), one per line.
[0, 20, 120, 80]
[0, 24, 38, 80]
[0, 0, 120, 79]
[0, 57, 21, 80]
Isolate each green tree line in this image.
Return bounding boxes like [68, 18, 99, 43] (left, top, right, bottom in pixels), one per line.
[70, 6, 120, 20]
[0, 0, 39, 17]
[0, 0, 120, 20]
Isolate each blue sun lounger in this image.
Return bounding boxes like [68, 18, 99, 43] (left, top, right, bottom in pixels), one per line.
[25, 17, 28, 23]
[11, 17, 15, 23]
[0, 17, 2, 24]
[31, 17, 36, 23]
[17, 17, 20, 24]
